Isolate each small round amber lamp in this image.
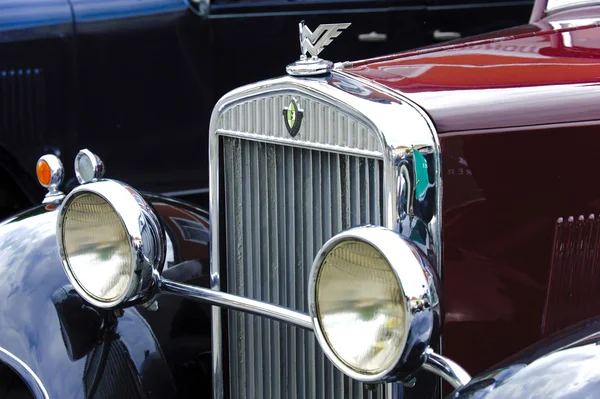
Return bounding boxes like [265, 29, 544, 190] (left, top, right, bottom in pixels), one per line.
[36, 159, 52, 187]
[35, 154, 64, 200]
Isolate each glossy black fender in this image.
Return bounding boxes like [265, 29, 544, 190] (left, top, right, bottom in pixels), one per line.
[447, 317, 600, 398]
[0, 195, 212, 398]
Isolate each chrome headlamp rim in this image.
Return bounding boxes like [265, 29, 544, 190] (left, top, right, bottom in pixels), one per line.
[308, 225, 438, 383]
[56, 179, 166, 309]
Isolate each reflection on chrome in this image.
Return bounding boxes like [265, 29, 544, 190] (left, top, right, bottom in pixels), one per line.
[423, 348, 472, 389]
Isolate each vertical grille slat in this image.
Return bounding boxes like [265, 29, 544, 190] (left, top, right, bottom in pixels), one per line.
[267, 145, 279, 398]
[242, 141, 256, 399]
[223, 136, 384, 399]
[224, 138, 242, 399]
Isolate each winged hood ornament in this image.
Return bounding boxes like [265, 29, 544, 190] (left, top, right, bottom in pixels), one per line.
[287, 21, 351, 77]
[299, 21, 351, 58]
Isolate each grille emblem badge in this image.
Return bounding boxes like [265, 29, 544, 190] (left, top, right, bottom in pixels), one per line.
[282, 98, 304, 137]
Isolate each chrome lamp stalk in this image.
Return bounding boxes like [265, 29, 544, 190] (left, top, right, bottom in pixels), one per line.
[159, 278, 313, 330]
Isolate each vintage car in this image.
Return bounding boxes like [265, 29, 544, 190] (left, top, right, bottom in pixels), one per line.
[2, 0, 600, 397]
[0, 0, 535, 220]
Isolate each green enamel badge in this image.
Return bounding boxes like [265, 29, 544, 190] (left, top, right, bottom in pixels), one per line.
[282, 99, 304, 137]
[413, 149, 429, 200]
[287, 102, 296, 128]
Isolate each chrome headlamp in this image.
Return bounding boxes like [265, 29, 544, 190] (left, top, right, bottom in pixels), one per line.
[308, 226, 440, 383]
[56, 180, 165, 308]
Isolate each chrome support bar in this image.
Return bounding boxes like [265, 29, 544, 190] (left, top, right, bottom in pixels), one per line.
[159, 278, 314, 331]
[422, 347, 472, 389]
[0, 347, 49, 399]
[159, 279, 471, 391]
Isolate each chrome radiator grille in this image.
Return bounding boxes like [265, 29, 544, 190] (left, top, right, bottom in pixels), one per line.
[222, 136, 385, 399]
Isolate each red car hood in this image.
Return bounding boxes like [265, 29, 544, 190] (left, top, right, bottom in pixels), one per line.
[344, 11, 600, 133]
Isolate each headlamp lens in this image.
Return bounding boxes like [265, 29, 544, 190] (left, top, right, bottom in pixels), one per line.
[316, 239, 406, 374]
[62, 192, 132, 302]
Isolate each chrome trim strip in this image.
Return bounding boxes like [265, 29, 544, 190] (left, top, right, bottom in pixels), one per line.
[160, 278, 313, 330]
[209, 72, 442, 399]
[161, 187, 210, 197]
[422, 348, 471, 389]
[547, 18, 600, 26]
[217, 129, 384, 158]
[546, 0, 600, 13]
[209, 112, 223, 399]
[0, 347, 50, 399]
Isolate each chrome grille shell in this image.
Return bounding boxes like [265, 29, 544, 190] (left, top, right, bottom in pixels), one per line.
[209, 72, 441, 399]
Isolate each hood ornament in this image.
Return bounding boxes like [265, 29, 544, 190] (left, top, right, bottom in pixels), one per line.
[287, 21, 351, 77]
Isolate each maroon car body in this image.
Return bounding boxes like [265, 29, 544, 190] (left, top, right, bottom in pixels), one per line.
[344, 6, 600, 376]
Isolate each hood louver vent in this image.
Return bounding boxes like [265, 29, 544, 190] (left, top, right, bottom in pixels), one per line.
[543, 214, 600, 336]
[0, 68, 46, 149]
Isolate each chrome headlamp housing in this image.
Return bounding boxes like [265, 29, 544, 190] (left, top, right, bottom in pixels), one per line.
[308, 225, 440, 383]
[56, 179, 165, 308]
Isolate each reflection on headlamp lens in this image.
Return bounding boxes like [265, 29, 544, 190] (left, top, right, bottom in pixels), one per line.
[316, 240, 405, 374]
[62, 192, 132, 302]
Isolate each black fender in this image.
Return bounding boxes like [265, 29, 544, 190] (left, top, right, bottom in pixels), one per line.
[0, 195, 212, 398]
[0, 145, 44, 220]
[448, 316, 600, 399]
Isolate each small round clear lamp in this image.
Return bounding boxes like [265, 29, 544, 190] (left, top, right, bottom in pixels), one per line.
[74, 149, 105, 184]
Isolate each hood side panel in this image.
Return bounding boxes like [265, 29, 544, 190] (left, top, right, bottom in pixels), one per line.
[439, 120, 600, 375]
